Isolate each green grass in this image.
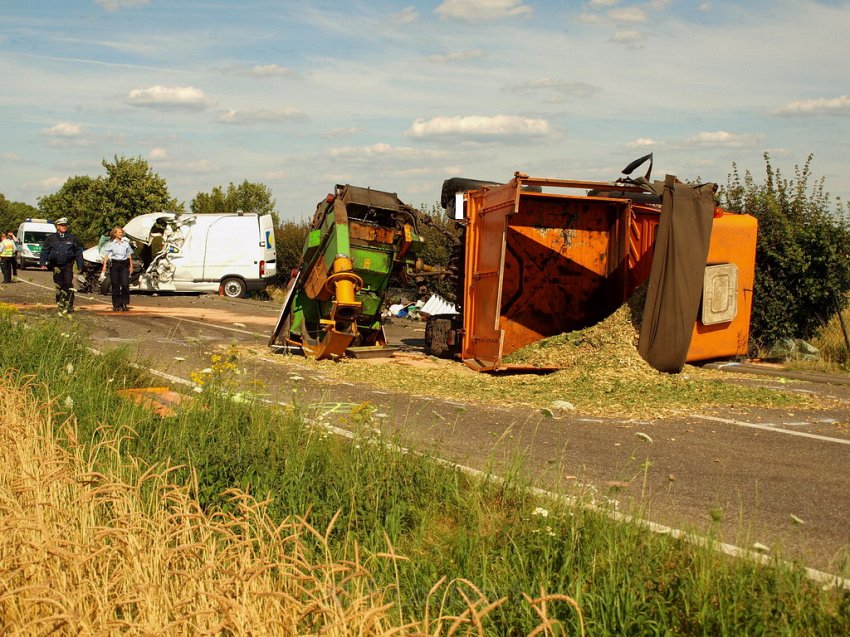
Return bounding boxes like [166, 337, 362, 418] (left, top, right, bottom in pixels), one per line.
[1, 311, 849, 635]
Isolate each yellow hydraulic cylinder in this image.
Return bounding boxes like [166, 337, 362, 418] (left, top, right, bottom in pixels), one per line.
[324, 255, 364, 322]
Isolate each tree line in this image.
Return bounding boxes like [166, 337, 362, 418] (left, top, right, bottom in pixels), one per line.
[1, 153, 848, 349]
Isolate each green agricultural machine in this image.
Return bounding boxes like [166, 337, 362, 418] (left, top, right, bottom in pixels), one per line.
[269, 184, 436, 359]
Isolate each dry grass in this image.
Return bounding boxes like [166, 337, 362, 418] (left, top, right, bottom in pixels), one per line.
[0, 374, 581, 636]
[807, 306, 850, 369]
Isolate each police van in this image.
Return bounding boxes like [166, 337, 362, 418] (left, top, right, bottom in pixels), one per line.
[16, 219, 57, 269]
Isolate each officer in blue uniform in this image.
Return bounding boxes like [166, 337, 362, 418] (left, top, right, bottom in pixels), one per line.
[39, 217, 84, 313]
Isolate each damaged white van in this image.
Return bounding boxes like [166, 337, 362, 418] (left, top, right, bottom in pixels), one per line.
[81, 211, 276, 298]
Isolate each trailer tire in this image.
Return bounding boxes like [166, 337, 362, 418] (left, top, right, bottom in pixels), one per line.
[222, 276, 247, 299]
[425, 316, 454, 358]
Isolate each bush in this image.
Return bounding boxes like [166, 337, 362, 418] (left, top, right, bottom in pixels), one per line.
[722, 154, 850, 348]
[273, 219, 309, 283]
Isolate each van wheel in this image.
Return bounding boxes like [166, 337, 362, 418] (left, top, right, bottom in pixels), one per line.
[16, 256, 26, 270]
[222, 277, 247, 298]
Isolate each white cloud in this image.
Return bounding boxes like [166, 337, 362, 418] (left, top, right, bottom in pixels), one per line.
[627, 137, 661, 148]
[94, 0, 150, 11]
[323, 127, 366, 139]
[250, 64, 296, 77]
[407, 115, 551, 139]
[40, 176, 67, 190]
[435, 0, 533, 22]
[698, 2, 713, 10]
[610, 29, 648, 47]
[509, 78, 597, 99]
[393, 6, 419, 23]
[182, 160, 214, 174]
[149, 147, 168, 160]
[429, 49, 486, 63]
[127, 86, 212, 110]
[685, 131, 764, 148]
[772, 95, 850, 116]
[609, 6, 647, 22]
[0, 152, 20, 162]
[578, 12, 603, 23]
[587, 0, 619, 7]
[42, 122, 82, 138]
[216, 107, 306, 124]
[329, 143, 447, 159]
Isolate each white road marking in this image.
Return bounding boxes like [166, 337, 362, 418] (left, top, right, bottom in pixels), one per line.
[692, 413, 850, 446]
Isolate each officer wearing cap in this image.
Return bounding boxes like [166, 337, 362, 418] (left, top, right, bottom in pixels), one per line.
[40, 217, 84, 313]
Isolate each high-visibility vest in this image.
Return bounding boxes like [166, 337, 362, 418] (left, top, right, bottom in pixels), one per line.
[0, 239, 15, 258]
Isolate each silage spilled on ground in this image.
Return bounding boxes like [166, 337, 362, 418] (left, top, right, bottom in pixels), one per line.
[256, 293, 809, 418]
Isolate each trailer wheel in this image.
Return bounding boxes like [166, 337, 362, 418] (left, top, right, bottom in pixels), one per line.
[222, 277, 247, 298]
[425, 316, 454, 358]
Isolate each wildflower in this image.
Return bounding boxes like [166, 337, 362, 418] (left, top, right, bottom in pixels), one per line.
[65, 363, 74, 374]
[532, 507, 549, 518]
[64, 396, 74, 408]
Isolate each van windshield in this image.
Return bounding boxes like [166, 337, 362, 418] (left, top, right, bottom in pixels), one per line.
[23, 231, 52, 243]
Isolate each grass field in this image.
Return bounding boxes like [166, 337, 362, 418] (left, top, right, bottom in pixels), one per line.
[1, 310, 848, 635]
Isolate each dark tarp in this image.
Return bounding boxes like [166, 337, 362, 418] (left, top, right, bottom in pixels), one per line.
[638, 175, 716, 373]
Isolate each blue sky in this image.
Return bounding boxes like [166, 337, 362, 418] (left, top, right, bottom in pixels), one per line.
[2, 0, 849, 220]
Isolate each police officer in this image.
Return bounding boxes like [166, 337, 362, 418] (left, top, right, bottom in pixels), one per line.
[0, 232, 16, 283]
[101, 226, 134, 311]
[39, 217, 84, 313]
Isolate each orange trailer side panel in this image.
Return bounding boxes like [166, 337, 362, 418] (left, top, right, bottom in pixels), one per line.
[686, 212, 758, 362]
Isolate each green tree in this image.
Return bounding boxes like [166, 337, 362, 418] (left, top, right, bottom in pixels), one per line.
[721, 153, 850, 347]
[190, 181, 276, 217]
[274, 219, 309, 279]
[37, 156, 181, 245]
[0, 194, 38, 233]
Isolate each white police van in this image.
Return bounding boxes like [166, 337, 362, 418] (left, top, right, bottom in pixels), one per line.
[16, 219, 57, 269]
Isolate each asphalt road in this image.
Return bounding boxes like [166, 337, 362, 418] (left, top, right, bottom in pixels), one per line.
[3, 270, 850, 578]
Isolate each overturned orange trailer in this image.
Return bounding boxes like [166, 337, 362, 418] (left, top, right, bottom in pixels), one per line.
[452, 173, 756, 372]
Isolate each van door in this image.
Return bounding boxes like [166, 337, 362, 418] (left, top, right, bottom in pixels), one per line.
[202, 215, 256, 281]
[259, 214, 277, 279]
[167, 223, 200, 282]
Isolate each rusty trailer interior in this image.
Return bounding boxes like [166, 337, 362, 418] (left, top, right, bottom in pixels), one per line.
[460, 174, 757, 372]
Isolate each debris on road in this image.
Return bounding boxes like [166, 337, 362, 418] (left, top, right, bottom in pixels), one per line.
[116, 387, 188, 417]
